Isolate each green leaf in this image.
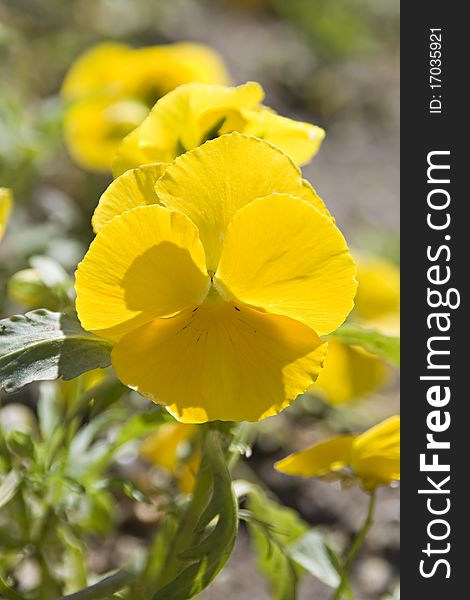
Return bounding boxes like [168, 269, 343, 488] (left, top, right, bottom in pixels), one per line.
[114, 409, 170, 447]
[0, 309, 113, 393]
[5, 430, 35, 459]
[330, 323, 400, 366]
[120, 480, 148, 503]
[148, 430, 238, 600]
[288, 530, 340, 589]
[236, 481, 307, 600]
[69, 409, 122, 458]
[38, 381, 61, 440]
[66, 409, 125, 477]
[57, 570, 135, 600]
[67, 409, 168, 479]
[57, 525, 87, 592]
[0, 470, 21, 509]
[140, 514, 180, 591]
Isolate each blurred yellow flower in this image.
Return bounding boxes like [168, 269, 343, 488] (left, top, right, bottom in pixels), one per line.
[113, 82, 325, 175]
[61, 42, 230, 172]
[312, 339, 386, 405]
[75, 133, 356, 423]
[310, 255, 399, 405]
[275, 415, 400, 492]
[63, 96, 149, 173]
[0, 188, 13, 239]
[353, 256, 400, 335]
[140, 423, 199, 493]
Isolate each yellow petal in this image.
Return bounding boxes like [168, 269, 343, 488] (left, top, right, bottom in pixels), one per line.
[275, 436, 355, 477]
[113, 80, 327, 175]
[112, 300, 328, 423]
[132, 43, 230, 98]
[61, 43, 133, 100]
[313, 339, 387, 405]
[140, 422, 199, 493]
[242, 108, 325, 165]
[178, 450, 200, 494]
[354, 256, 400, 323]
[160, 43, 230, 86]
[64, 95, 149, 172]
[140, 423, 196, 471]
[216, 193, 356, 335]
[0, 188, 13, 239]
[75, 205, 209, 341]
[92, 163, 167, 232]
[155, 133, 330, 271]
[62, 42, 229, 103]
[350, 415, 400, 490]
[113, 82, 264, 175]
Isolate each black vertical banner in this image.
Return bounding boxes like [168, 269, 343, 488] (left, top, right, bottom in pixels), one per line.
[401, 3, 467, 597]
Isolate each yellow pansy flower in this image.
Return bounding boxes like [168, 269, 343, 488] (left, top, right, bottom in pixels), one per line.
[113, 82, 325, 175]
[0, 188, 13, 239]
[62, 43, 230, 102]
[140, 423, 199, 493]
[353, 255, 400, 335]
[61, 42, 230, 172]
[275, 415, 400, 492]
[75, 133, 356, 423]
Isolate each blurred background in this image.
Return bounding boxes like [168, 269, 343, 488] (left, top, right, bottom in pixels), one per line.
[0, 1, 399, 598]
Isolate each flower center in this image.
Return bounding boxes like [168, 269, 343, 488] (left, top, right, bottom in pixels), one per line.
[140, 85, 164, 109]
[203, 271, 230, 306]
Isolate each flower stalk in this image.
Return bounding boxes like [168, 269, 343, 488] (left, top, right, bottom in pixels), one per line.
[332, 490, 377, 600]
[152, 426, 214, 589]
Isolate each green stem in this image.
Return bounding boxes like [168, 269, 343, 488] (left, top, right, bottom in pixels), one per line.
[143, 426, 236, 597]
[57, 570, 135, 600]
[153, 427, 213, 589]
[332, 491, 376, 600]
[64, 376, 84, 442]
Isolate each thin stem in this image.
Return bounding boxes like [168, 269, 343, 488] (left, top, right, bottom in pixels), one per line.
[332, 491, 377, 600]
[58, 570, 135, 600]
